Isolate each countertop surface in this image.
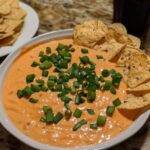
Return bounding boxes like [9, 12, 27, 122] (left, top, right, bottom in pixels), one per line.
[0, 0, 150, 150]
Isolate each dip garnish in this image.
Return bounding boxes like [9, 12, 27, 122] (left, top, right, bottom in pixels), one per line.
[81, 48, 88, 54]
[73, 108, 82, 118]
[73, 119, 87, 131]
[17, 43, 123, 131]
[86, 109, 95, 115]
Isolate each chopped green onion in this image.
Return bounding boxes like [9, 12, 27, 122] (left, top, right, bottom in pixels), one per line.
[61, 95, 71, 103]
[113, 98, 121, 107]
[73, 81, 80, 88]
[39, 51, 44, 57]
[53, 67, 63, 73]
[46, 47, 51, 54]
[81, 48, 88, 53]
[17, 89, 23, 98]
[42, 106, 54, 123]
[90, 123, 98, 129]
[39, 60, 52, 70]
[73, 119, 87, 131]
[87, 90, 96, 101]
[97, 115, 106, 126]
[29, 98, 39, 103]
[87, 109, 95, 115]
[22, 86, 33, 97]
[31, 84, 41, 92]
[47, 80, 55, 88]
[101, 69, 110, 77]
[110, 87, 116, 95]
[70, 86, 76, 94]
[31, 61, 39, 67]
[26, 74, 35, 83]
[96, 55, 103, 59]
[42, 70, 49, 77]
[106, 106, 115, 116]
[75, 95, 85, 105]
[73, 108, 82, 118]
[53, 112, 63, 124]
[80, 56, 90, 64]
[102, 80, 112, 90]
[48, 76, 57, 81]
[55, 84, 62, 91]
[36, 79, 45, 85]
[58, 60, 68, 69]
[41, 86, 48, 91]
[98, 76, 105, 82]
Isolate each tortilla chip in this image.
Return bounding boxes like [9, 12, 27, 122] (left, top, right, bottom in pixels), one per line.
[4, 19, 23, 32]
[107, 28, 130, 45]
[117, 46, 139, 67]
[108, 40, 126, 60]
[0, 31, 14, 40]
[0, 17, 3, 23]
[128, 34, 141, 49]
[127, 52, 150, 88]
[4, 8, 26, 20]
[127, 81, 150, 91]
[9, 0, 20, 8]
[0, 31, 20, 47]
[0, 24, 7, 32]
[0, 3, 11, 15]
[74, 20, 108, 48]
[109, 23, 127, 35]
[118, 94, 150, 110]
[116, 46, 139, 80]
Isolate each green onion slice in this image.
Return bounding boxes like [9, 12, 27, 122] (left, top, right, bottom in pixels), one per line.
[53, 112, 63, 124]
[73, 119, 87, 131]
[73, 108, 82, 118]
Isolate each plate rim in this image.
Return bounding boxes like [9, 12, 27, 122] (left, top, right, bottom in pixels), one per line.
[0, 29, 149, 150]
[0, 2, 39, 57]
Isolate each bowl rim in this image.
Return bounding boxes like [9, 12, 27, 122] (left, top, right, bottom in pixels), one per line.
[0, 29, 149, 150]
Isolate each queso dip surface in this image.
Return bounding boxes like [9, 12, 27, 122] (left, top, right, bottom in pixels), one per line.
[3, 38, 135, 147]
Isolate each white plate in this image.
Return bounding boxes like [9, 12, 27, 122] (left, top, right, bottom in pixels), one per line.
[0, 2, 39, 57]
[0, 29, 149, 150]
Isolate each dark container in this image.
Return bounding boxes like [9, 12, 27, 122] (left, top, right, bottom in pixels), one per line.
[113, 0, 150, 39]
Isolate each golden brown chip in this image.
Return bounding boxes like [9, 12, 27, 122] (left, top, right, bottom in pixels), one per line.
[0, 17, 3, 23]
[0, 24, 7, 32]
[118, 94, 150, 110]
[109, 23, 127, 35]
[117, 46, 139, 80]
[128, 34, 141, 49]
[4, 19, 23, 32]
[107, 28, 130, 44]
[0, 3, 11, 15]
[127, 81, 150, 91]
[0, 31, 20, 47]
[0, 0, 6, 6]
[74, 20, 108, 48]
[0, 31, 14, 40]
[9, 0, 20, 8]
[107, 40, 126, 60]
[4, 8, 26, 20]
[117, 46, 139, 67]
[127, 53, 150, 88]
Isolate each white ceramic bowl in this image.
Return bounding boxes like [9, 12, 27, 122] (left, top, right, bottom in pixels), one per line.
[0, 29, 149, 150]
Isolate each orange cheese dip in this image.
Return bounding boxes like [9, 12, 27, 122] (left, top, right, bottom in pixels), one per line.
[3, 38, 136, 147]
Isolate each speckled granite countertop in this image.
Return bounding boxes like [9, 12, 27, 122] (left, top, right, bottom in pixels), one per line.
[0, 0, 150, 149]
